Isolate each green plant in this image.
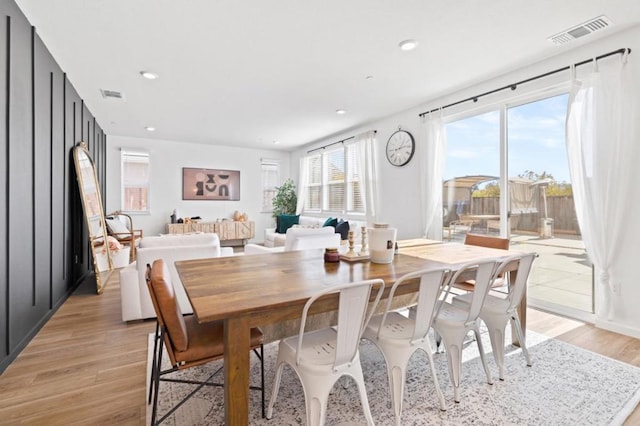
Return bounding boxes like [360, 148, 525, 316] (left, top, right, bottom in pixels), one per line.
[272, 178, 298, 217]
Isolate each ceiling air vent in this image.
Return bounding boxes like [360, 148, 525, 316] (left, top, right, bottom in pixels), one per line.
[548, 15, 612, 46]
[100, 89, 126, 100]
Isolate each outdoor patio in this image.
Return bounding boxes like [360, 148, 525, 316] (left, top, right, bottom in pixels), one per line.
[511, 233, 592, 313]
[445, 230, 593, 314]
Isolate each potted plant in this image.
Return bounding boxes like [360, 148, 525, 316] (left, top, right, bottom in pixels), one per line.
[272, 178, 297, 218]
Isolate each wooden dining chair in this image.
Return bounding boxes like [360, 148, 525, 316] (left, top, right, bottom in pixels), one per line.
[464, 233, 510, 250]
[453, 233, 510, 292]
[146, 259, 265, 425]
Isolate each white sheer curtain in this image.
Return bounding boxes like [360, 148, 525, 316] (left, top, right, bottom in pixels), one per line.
[566, 52, 633, 319]
[420, 112, 447, 239]
[295, 156, 308, 215]
[352, 130, 378, 225]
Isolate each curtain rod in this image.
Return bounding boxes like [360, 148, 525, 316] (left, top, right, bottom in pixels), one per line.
[418, 47, 631, 117]
[307, 130, 377, 154]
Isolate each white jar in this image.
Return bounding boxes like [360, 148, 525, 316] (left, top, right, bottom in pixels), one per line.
[368, 224, 397, 264]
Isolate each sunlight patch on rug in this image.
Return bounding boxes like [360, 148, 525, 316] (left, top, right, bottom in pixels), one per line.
[146, 330, 640, 425]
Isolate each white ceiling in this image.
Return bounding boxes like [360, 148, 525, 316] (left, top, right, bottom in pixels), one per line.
[14, 0, 640, 150]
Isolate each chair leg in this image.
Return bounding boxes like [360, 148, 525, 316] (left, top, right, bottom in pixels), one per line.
[260, 344, 265, 418]
[148, 322, 160, 405]
[351, 366, 375, 426]
[266, 357, 286, 420]
[433, 329, 442, 353]
[303, 374, 336, 426]
[387, 363, 407, 425]
[150, 337, 164, 426]
[473, 325, 494, 386]
[441, 338, 463, 403]
[512, 313, 532, 367]
[485, 324, 506, 381]
[424, 341, 447, 411]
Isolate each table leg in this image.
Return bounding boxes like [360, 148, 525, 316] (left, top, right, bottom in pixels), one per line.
[224, 316, 250, 426]
[510, 270, 527, 347]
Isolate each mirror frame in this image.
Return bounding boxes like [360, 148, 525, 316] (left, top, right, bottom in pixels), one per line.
[72, 141, 112, 294]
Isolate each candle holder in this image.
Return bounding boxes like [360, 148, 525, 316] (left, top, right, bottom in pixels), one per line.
[360, 226, 368, 254]
[340, 229, 370, 262]
[347, 230, 356, 256]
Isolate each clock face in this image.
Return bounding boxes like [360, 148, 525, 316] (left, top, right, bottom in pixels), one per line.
[386, 130, 415, 166]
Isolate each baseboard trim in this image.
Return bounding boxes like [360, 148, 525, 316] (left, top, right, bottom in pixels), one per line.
[595, 318, 640, 339]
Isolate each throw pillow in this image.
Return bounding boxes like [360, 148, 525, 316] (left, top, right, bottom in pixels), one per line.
[277, 214, 299, 234]
[335, 220, 350, 240]
[105, 217, 130, 235]
[322, 217, 335, 227]
[292, 224, 320, 229]
[323, 217, 338, 229]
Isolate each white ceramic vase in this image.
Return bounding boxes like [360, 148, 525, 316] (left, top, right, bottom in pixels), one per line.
[368, 224, 397, 264]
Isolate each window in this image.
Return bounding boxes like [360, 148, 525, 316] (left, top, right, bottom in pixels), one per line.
[260, 159, 280, 212]
[302, 143, 363, 215]
[121, 150, 149, 213]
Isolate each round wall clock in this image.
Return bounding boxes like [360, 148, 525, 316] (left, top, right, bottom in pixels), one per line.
[386, 130, 415, 166]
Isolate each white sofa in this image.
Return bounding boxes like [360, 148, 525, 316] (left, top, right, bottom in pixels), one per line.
[263, 215, 368, 247]
[119, 233, 233, 322]
[245, 226, 341, 255]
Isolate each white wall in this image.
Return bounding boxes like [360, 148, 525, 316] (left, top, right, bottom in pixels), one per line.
[292, 25, 640, 337]
[105, 136, 290, 242]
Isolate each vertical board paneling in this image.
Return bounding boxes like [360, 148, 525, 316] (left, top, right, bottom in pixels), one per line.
[0, 0, 106, 371]
[82, 103, 92, 273]
[50, 67, 65, 305]
[33, 34, 53, 318]
[0, 15, 9, 359]
[8, 15, 35, 350]
[66, 86, 83, 284]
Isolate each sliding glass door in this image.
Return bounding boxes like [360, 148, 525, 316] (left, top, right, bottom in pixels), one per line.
[443, 110, 501, 241]
[444, 93, 593, 319]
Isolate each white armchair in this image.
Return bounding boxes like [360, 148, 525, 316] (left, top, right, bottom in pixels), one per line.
[119, 233, 234, 322]
[245, 226, 340, 255]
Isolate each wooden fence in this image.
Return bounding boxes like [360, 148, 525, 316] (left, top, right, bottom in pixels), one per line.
[471, 196, 580, 234]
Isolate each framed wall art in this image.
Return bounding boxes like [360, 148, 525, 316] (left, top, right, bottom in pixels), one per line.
[182, 168, 240, 200]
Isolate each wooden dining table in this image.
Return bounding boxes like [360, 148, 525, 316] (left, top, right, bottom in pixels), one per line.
[175, 241, 520, 425]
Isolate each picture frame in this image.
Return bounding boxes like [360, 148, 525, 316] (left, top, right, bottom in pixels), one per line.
[182, 168, 240, 200]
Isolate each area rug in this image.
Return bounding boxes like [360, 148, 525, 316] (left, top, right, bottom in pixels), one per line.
[146, 329, 640, 425]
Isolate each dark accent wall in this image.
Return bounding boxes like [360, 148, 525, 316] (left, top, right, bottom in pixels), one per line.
[0, 1, 106, 373]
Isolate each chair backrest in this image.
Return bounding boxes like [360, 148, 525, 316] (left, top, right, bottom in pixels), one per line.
[495, 252, 536, 313]
[464, 233, 510, 250]
[146, 260, 189, 364]
[376, 268, 450, 344]
[284, 226, 339, 251]
[296, 279, 385, 371]
[140, 232, 220, 249]
[440, 260, 499, 322]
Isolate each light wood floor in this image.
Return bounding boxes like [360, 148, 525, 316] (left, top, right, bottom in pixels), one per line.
[0, 274, 639, 425]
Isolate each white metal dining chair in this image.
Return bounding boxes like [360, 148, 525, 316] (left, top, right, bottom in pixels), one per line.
[266, 279, 385, 426]
[452, 252, 536, 380]
[432, 259, 499, 403]
[362, 268, 450, 425]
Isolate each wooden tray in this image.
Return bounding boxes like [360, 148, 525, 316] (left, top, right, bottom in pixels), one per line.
[340, 252, 370, 262]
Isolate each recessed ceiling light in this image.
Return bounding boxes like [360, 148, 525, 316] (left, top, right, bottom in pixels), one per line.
[336, 109, 347, 115]
[140, 71, 159, 80]
[272, 140, 280, 145]
[398, 39, 418, 51]
[145, 126, 156, 132]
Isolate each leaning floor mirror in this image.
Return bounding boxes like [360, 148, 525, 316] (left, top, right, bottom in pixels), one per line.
[73, 141, 117, 294]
